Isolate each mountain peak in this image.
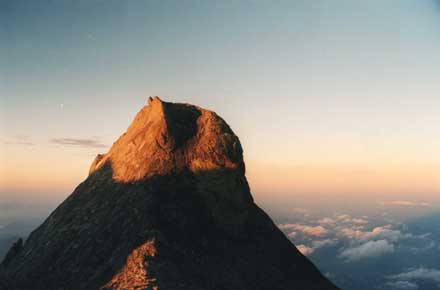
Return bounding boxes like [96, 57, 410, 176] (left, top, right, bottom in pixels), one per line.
[1, 98, 339, 290]
[147, 95, 162, 106]
[90, 98, 243, 185]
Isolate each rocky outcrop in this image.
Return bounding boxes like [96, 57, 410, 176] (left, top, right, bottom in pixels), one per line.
[1, 97, 339, 290]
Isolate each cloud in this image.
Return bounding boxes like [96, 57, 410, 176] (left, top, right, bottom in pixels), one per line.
[379, 201, 432, 207]
[337, 227, 366, 240]
[333, 214, 368, 225]
[384, 281, 419, 290]
[49, 137, 106, 148]
[324, 272, 335, 279]
[410, 240, 436, 253]
[287, 231, 297, 238]
[317, 217, 336, 225]
[388, 268, 440, 283]
[336, 214, 351, 221]
[296, 225, 328, 237]
[385, 268, 440, 290]
[351, 218, 368, 225]
[4, 135, 34, 146]
[279, 224, 328, 237]
[293, 239, 337, 257]
[338, 225, 410, 242]
[278, 224, 296, 230]
[339, 239, 394, 262]
[417, 233, 432, 239]
[311, 238, 337, 249]
[297, 244, 314, 255]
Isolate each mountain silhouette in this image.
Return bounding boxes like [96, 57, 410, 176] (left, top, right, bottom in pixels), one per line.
[1, 97, 339, 290]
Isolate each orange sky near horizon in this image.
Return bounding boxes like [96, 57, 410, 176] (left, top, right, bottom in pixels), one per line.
[1, 139, 439, 205]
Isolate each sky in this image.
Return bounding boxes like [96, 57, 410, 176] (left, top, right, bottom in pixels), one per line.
[1, 0, 440, 209]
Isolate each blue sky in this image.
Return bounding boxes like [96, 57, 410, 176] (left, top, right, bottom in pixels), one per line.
[1, 0, 440, 206]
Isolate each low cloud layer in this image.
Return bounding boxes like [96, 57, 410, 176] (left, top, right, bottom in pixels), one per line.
[277, 207, 439, 290]
[278, 210, 434, 265]
[49, 137, 106, 148]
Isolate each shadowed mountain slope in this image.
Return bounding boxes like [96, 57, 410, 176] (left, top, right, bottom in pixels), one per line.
[1, 97, 339, 290]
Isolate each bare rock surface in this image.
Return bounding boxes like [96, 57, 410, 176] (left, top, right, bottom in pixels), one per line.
[1, 97, 339, 290]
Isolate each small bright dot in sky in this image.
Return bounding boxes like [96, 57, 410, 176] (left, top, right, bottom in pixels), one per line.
[60, 104, 64, 109]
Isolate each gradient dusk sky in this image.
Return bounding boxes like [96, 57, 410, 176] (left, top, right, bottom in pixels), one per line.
[1, 0, 440, 207]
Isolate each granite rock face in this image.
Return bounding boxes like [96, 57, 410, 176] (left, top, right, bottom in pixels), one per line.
[1, 97, 339, 290]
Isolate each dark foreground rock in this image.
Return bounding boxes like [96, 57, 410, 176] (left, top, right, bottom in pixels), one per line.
[1, 97, 339, 290]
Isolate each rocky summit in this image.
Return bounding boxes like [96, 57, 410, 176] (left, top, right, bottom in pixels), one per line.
[0, 97, 339, 290]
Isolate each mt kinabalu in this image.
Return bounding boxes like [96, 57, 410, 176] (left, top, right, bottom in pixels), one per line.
[0, 97, 339, 290]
